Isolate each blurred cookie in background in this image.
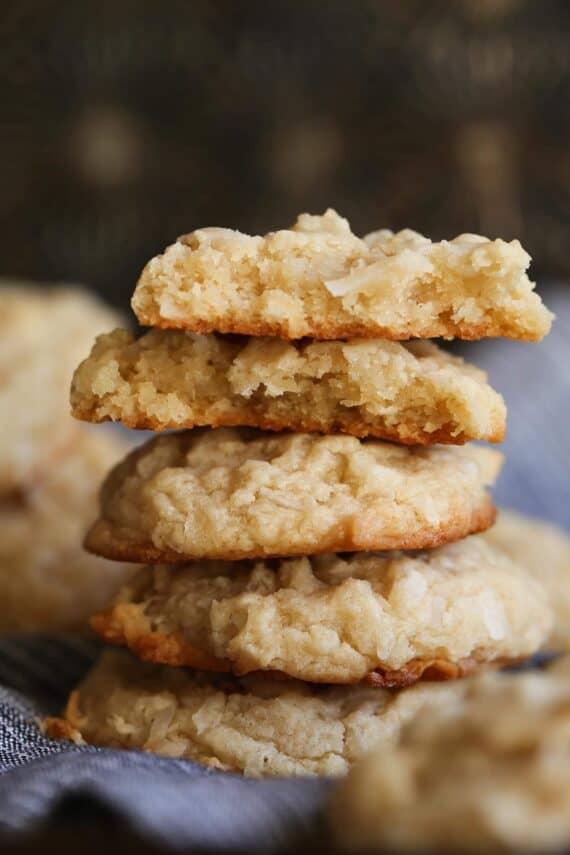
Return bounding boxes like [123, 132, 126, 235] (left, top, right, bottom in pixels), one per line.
[0, 284, 133, 631]
[0, 285, 118, 495]
[0, 429, 133, 632]
[330, 656, 570, 853]
[91, 538, 551, 686]
[484, 508, 570, 652]
[44, 647, 469, 777]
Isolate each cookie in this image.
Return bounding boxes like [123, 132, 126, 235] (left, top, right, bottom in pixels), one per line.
[86, 429, 502, 562]
[330, 656, 570, 853]
[131, 209, 552, 342]
[0, 429, 133, 632]
[44, 649, 469, 777]
[91, 536, 551, 687]
[0, 285, 118, 494]
[72, 328, 506, 445]
[484, 509, 570, 651]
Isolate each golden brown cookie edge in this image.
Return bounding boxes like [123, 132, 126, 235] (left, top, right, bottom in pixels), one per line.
[91, 591, 519, 688]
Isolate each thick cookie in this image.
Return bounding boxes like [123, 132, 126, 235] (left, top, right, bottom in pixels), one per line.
[132, 209, 552, 341]
[0, 429, 132, 632]
[484, 509, 570, 651]
[86, 429, 502, 562]
[91, 536, 551, 686]
[72, 328, 506, 444]
[44, 649, 469, 777]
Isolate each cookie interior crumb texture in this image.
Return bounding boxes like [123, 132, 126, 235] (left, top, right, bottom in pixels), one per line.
[132, 209, 552, 341]
[71, 328, 506, 444]
[86, 429, 503, 561]
[91, 536, 552, 684]
[44, 649, 472, 777]
[0, 285, 119, 494]
[330, 656, 570, 853]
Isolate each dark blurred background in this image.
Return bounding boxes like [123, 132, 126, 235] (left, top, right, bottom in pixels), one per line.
[1, 0, 569, 309]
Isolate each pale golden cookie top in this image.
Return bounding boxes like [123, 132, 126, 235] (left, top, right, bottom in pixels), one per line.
[86, 428, 502, 562]
[330, 657, 570, 853]
[0, 285, 119, 493]
[132, 209, 552, 341]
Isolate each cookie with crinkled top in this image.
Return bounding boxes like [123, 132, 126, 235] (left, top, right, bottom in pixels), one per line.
[86, 428, 502, 562]
[44, 648, 471, 777]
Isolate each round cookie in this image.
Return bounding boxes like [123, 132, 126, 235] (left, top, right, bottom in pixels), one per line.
[330, 656, 570, 853]
[71, 328, 506, 445]
[0, 429, 133, 632]
[86, 428, 502, 562]
[44, 649, 469, 777]
[132, 209, 552, 342]
[92, 536, 551, 687]
[484, 509, 570, 651]
[0, 285, 118, 494]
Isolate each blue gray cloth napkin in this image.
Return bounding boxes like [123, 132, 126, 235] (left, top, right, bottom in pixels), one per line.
[0, 636, 326, 851]
[0, 286, 567, 851]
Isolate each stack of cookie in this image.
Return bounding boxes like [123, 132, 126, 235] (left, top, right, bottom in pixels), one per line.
[47, 211, 554, 776]
[0, 285, 132, 631]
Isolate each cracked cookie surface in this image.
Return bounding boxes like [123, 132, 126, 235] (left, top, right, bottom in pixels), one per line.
[92, 536, 551, 685]
[86, 428, 502, 562]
